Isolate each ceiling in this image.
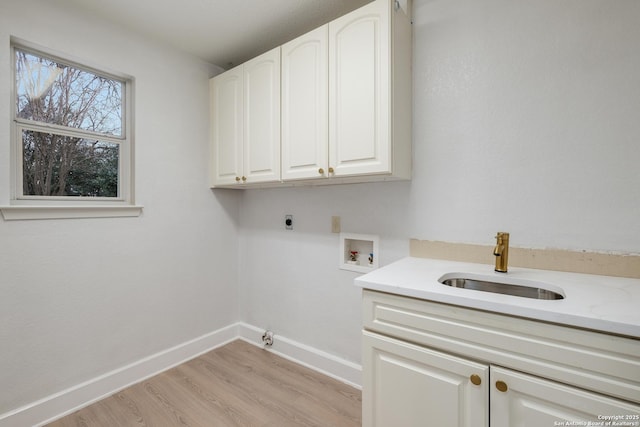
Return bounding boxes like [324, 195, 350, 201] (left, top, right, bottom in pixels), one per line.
[48, 0, 372, 69]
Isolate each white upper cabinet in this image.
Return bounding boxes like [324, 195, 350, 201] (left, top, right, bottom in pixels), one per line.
[243, 47, 281, 184]
[210, 0, 412, 188]
[210, 65, 243, 186]
[210, 48, 280, 186]
[329, 0, 390, 177]
[328, 0, 412, 180]
[281, 26, 329, 181]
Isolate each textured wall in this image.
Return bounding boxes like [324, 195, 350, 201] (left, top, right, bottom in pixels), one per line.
[407, 0, 640, 252]
[239, 0, 640, 368]
[0, 0, 240, 414]
[1, 0, 639, 416]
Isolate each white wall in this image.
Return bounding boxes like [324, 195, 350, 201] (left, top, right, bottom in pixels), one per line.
[239, 0, 640, 366]
[238, 183, 412, 363]
[0, 0, 240, 415]
[407, 0, 640, 252]
[1, 0, 639, 419]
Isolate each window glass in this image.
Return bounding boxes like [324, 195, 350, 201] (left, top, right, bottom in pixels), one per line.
[21, 129, 119, 197]
[13, 46, 129, 201]
[15, 49, 123, 136]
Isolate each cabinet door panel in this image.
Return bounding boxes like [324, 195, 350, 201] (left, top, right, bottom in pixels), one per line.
[244, 47, 280, 183]
[210, 66, 243, 186]
[281, 26, 328, 181]
[491, 366, 640, 427]
[329, 0, 391, 176]
[363, 331, 488, 427]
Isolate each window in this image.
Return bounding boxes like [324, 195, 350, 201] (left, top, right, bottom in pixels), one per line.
[1, 41, 141, 220]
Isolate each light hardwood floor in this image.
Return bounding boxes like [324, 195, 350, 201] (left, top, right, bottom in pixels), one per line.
[46, 340, 361, 427]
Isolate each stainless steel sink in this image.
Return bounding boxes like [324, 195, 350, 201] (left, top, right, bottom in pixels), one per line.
[438, 274, 565, 300]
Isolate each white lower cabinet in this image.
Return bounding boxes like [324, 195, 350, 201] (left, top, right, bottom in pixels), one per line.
[363, 331, 488, 427]
[491, 366, 640, 427]
[362, 290, 640, 427]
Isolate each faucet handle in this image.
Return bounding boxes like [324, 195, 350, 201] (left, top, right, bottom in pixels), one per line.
[493, 232, 509, 273]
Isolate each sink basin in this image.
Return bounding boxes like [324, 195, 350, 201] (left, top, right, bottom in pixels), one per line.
[438, 273, 565, 300]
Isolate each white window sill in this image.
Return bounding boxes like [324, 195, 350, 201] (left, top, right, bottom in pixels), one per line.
[0, 205, 143, 220]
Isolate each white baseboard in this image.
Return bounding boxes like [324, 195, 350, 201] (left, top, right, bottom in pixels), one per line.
[237, 323, 362, 390]
[0, 322, 362, 427]
[0, 324, 239, 427]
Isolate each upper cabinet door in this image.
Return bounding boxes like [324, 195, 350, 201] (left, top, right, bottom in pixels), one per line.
[210, 65, 243, 186]
[281, 26, 329, 181]
[244, 47, 281, 184]
[329, 0, 391, 177]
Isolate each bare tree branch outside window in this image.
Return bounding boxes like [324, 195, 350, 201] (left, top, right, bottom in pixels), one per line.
[15, 49, 124, 198]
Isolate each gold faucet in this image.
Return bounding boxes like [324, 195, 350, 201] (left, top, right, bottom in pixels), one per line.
[493, 232, 509, 273]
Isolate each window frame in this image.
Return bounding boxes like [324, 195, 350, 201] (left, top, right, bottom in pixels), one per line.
[1, 39, 141, 220]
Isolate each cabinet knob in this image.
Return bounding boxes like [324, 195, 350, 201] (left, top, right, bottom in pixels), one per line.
[241, 176, 247, 182]
[318, 168, 325, 175]
[470, 374, 482, 386]
[495, 381, 508, 393]
[235, 176, 241, 182]
[328, 167, 334, 174]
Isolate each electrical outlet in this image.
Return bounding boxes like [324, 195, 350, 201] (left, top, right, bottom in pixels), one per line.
[331, 216, 341, 233]
[285, 214, 293, 230]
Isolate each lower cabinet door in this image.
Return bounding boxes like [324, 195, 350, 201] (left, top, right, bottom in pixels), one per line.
[490, 366, 640, 427]
[363, 331, 489, 427]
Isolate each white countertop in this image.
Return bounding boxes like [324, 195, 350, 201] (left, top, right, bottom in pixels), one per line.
[355, 257, 640, 338]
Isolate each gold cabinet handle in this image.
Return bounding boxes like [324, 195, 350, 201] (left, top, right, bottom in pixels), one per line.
[318, 168, 325, 175]
[470, 374, 481, 386]
[241, 176, 247, 182]
[495, 381, 508, 392]
[328, 167, 334, 174]
[235, 176, 241, 182]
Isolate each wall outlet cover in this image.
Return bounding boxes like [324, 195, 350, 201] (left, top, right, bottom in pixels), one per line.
[331, 216, 341, 233]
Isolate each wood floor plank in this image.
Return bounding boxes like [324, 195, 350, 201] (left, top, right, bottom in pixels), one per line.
[211, 343, 360, 426]
[96, 391, 149, 426]
[177, 361, 280, 424]
[223, 342, 361, 422]
[196, 352, 319, 426]
[163, 365, 263, 426]
[46, 340, 361, 427]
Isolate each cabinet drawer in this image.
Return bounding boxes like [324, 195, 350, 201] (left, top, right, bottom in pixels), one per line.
[363, 290, 640, 403]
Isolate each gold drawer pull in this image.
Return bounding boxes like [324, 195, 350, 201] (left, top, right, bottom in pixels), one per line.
[328, 167, 334, 174]
[241, 176, 247, 182]
[470, 374, 481, 386]
[318, 168, 325, 175]
[235, 176, 241, 182]
[496, 381, 508, 392]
